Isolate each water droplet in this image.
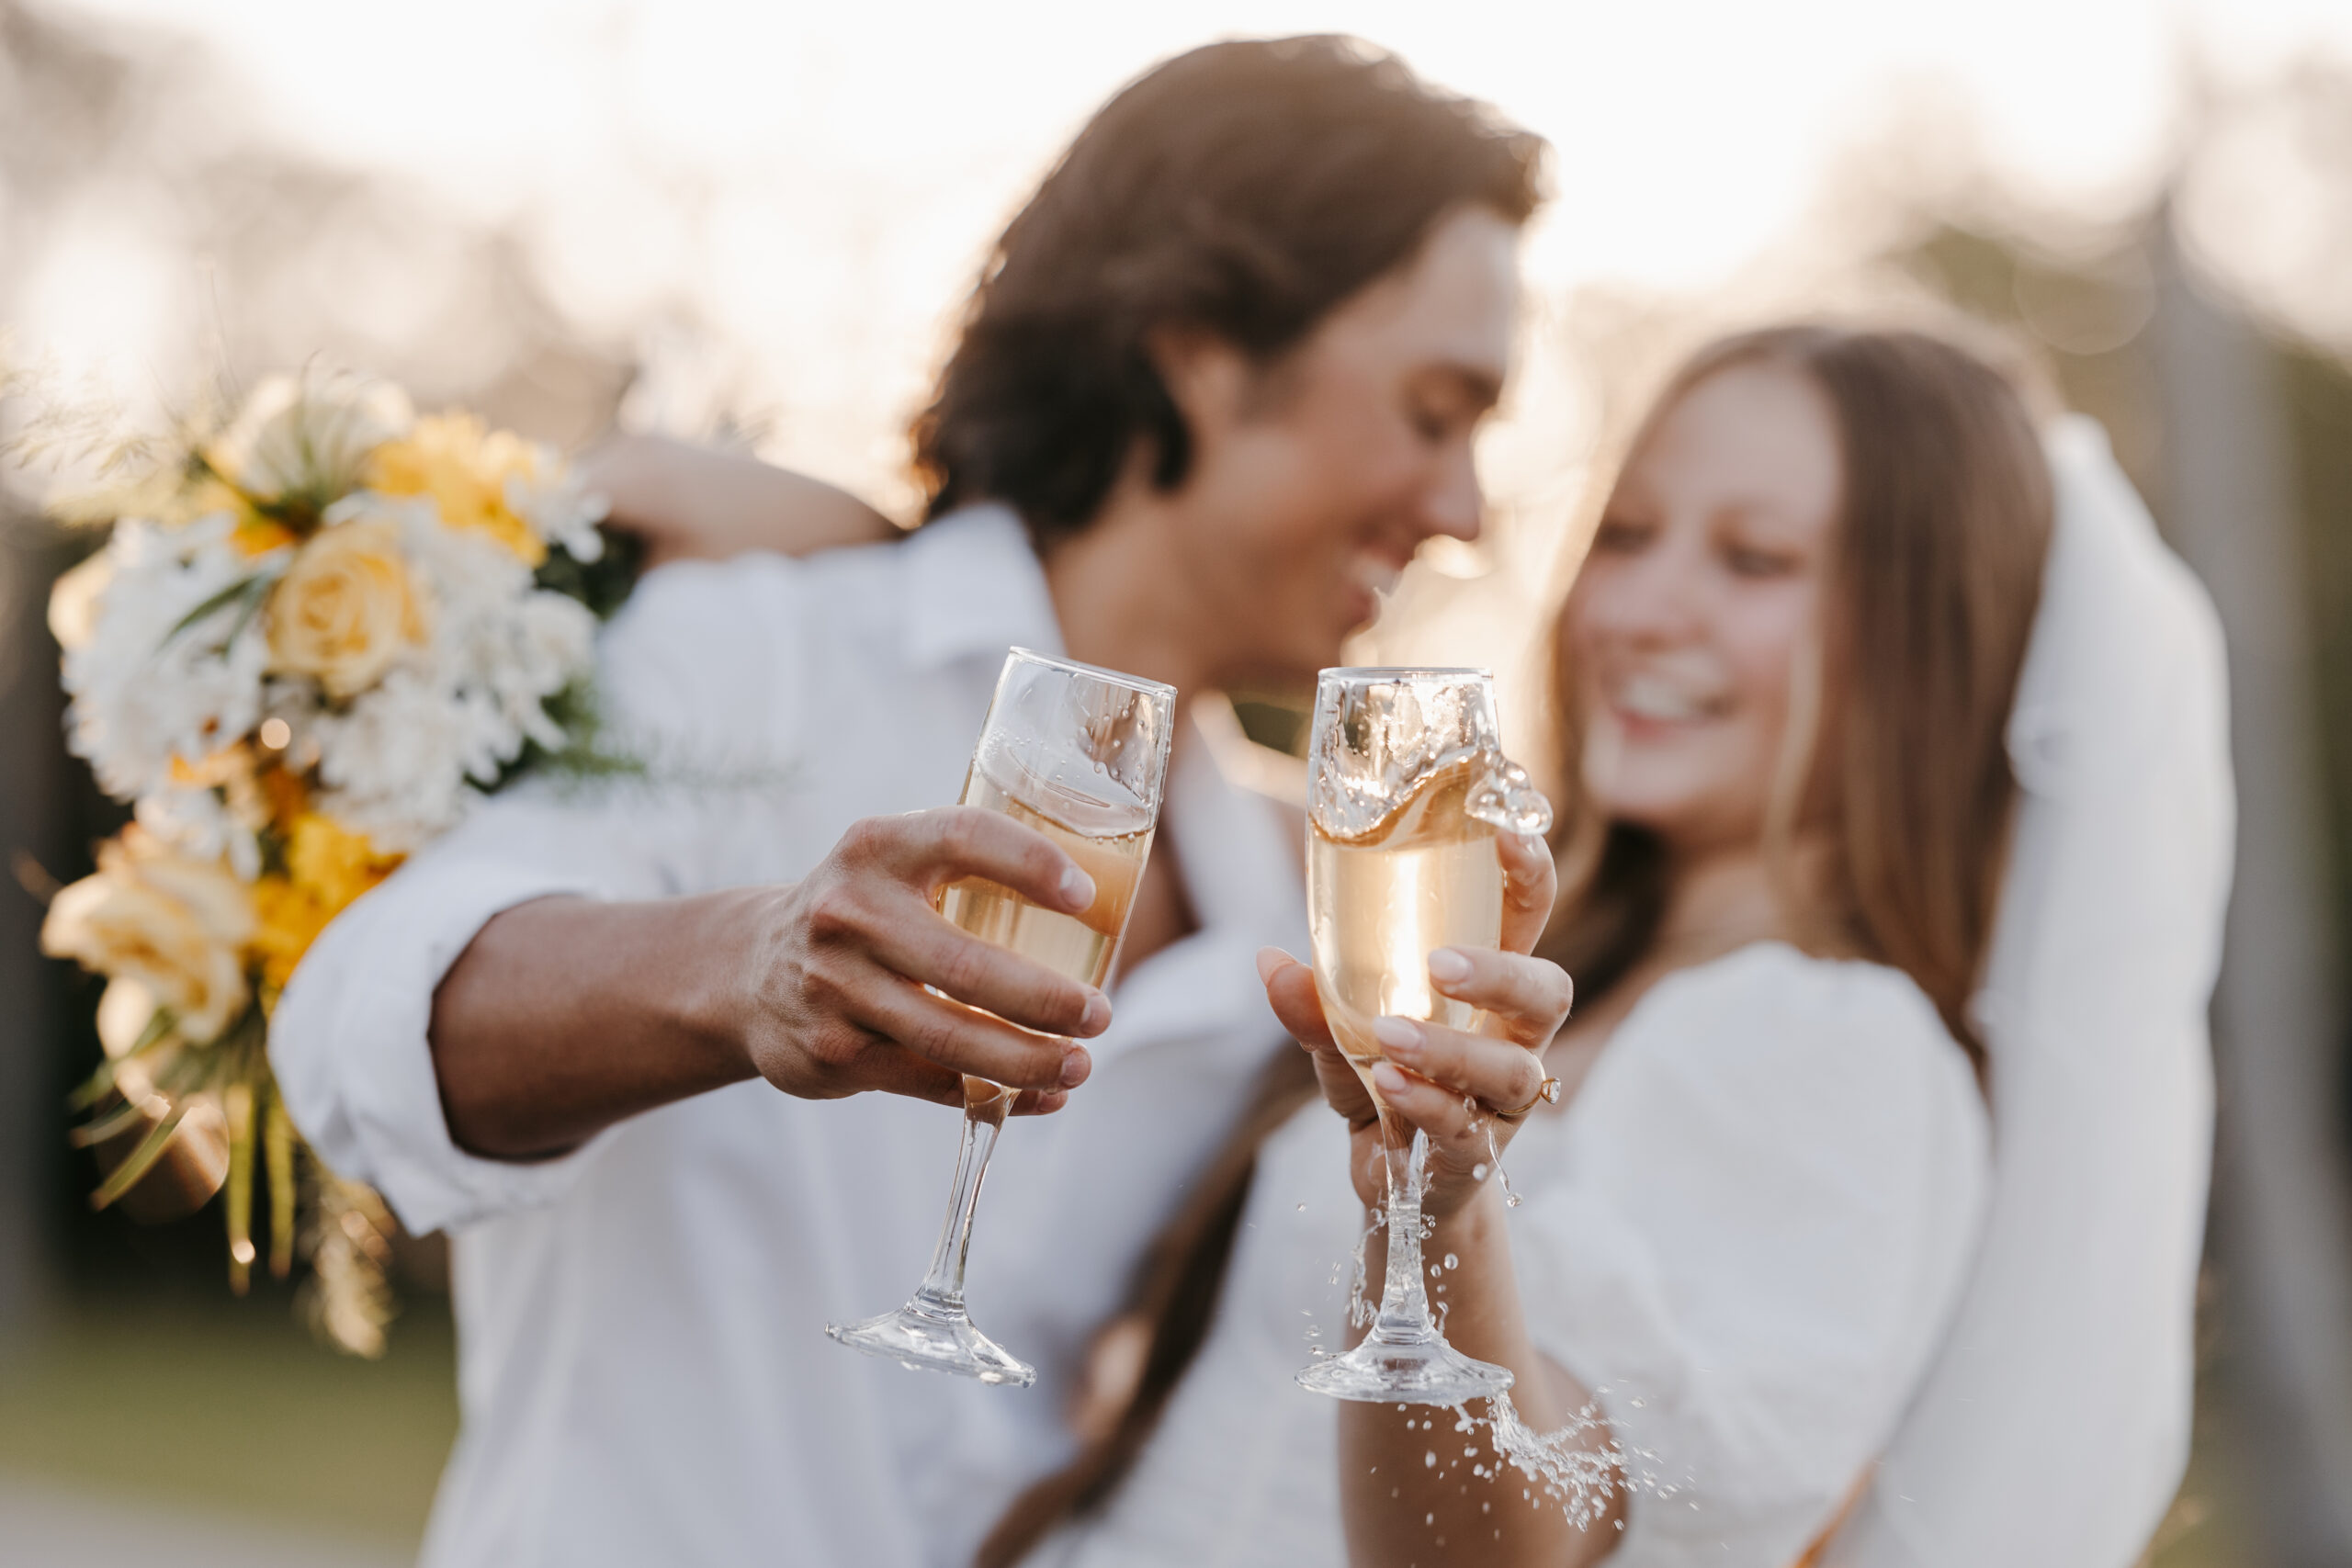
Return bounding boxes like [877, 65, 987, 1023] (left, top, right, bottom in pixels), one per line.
[1296, 1202, 1306, 1211]
[1472, 1163, 1489, 1182]
[1442, 1252, 1459, 1271]
[1425, 1451, 1438, 1469]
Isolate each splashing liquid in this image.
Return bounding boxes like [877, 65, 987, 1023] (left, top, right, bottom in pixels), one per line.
[1484, 1122, 1522, 1209]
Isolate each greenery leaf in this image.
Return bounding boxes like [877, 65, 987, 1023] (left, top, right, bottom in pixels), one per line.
[160, 568, 278, 654]
[266, 1084, 297, 1280]
[65, 1056, 119, 1114]
[67, 1097, 151, 1149]
[225, 1082, 256, 1295]
[88, 1100, 191, 1212]
[532, 525, 643, 621]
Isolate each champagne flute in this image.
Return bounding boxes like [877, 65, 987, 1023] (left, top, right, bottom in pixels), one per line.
[1296, 667, 1553, 1405]
[829, 648, 1176, 1386]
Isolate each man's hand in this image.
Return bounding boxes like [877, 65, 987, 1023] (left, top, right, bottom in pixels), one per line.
[429, 807, 1116, 1159]
[729, 806, 1112, 1110]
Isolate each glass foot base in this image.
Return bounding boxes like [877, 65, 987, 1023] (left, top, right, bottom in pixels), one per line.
[827, 1294, 1035, 1388]
[1296, 1332, 1514, 1406]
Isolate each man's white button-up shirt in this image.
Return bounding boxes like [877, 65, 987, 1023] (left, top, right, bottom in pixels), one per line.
[270, 506, 1306, 1568]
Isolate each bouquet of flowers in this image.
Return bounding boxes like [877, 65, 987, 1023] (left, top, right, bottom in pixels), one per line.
[30, 371, 636, 1353]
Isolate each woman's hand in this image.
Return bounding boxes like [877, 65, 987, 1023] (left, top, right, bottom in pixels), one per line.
[581, 433, 899, 568]
[1257, 829, 1569, 1218]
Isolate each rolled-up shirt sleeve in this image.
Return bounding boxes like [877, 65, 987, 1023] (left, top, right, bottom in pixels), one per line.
[1512, 947, 1990, 1563]
[269, 558, 803, 1235]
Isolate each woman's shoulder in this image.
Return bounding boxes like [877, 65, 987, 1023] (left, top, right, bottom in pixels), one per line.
[1600, 942, 1987, 1153]
[1644, 942, 1966, 1064]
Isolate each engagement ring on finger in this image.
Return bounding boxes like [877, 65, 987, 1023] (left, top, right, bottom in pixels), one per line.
[1498, 1076, 1562, 1118]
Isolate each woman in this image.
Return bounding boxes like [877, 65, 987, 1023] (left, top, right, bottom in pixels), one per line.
[615, 315, 2223, 1564]
[977, 322, 2050, 1567]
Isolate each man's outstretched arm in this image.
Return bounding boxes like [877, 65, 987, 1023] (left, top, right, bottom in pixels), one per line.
[426, 807, 1113, 1160]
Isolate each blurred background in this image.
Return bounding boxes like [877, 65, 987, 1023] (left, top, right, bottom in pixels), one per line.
[2, 1, 2350, 1562]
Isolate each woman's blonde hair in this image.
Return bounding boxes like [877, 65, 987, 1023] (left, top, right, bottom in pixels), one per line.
[1539, 323, 2055, 1066]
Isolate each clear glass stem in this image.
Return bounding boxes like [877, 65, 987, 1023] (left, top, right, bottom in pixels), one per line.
[1371, 1108, 1440, 1342]
[912, 1082, 1011, 1314]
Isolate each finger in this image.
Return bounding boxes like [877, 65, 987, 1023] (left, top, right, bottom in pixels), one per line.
[1257, 948, 1376, 1128]
[1258, 947, 1337, 1050]
[1370, 1061, 1487, 1143]
[849, 976, 1090, 1092]
[1372, 1016, 1546, 1118]
[1497, 830, 1558, 956]
[852, 1045, 1071, 1118]
[858, 807, 1097, 916]
[1424, 947, 1573, 1046]
[847, 1043, 969, 1111]
[863, 889, 1110, 1038]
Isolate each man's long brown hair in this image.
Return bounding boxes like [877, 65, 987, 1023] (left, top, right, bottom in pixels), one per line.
[978, 322, 2053, 1563]
[912, 34, 1543, 547]
[1539, 324, 2055, 1066]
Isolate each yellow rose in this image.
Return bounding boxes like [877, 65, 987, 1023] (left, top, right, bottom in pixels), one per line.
[266, 519, 431, 698]
[41, 832, 254, 1043]
[367, 413, 547, 565]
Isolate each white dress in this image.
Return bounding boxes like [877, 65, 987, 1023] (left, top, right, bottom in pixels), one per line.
[1041, 942, 1989, 1568]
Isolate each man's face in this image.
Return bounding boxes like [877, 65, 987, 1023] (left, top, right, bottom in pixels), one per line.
[1159, 207, 1521, 688]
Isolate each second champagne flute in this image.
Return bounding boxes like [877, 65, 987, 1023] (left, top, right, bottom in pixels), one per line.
[827, 648, 1175, 1386]
[1297, 666, 1553, 1406]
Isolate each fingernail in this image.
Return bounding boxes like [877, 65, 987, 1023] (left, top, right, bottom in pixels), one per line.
[1078, 990, 1113, 1036]
[1372, 1062, 1411, 1098]
[1059, 1045, 1091, 1089]
[1372, 1016, 1421, 1053]
[1427, 948, 1471, 984]
[1060, 863, 1097, 911]
[1255, 946, 1290, 984]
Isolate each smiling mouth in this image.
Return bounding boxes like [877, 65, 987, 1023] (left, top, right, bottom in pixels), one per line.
[1610, 671, 1725, 724]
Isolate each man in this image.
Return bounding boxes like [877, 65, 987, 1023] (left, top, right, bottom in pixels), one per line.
[274, 36, 1543, 1567]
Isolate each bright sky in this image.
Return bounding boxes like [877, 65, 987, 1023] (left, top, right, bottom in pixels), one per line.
[17, 0, 2351, 547]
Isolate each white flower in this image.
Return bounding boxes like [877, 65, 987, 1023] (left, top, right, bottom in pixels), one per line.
[61, 514, 279, 800]
[505, 456, 609, 564]
[308, 667, 478, 852]
[207, 372, 412, 504]
[293, 496, 600, 849]
[135, 784, 263, 882]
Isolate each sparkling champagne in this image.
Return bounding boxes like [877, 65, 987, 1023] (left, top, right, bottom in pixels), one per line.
[1308, 755, 1502, 1103]
[830, 646, 1174, 1391]
[935, 761, 1153, 1105]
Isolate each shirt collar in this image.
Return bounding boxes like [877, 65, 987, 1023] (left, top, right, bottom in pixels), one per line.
[900, 503, 1065, 671]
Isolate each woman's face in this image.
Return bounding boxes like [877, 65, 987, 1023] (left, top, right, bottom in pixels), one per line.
[1563, 361, 1844, 854]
